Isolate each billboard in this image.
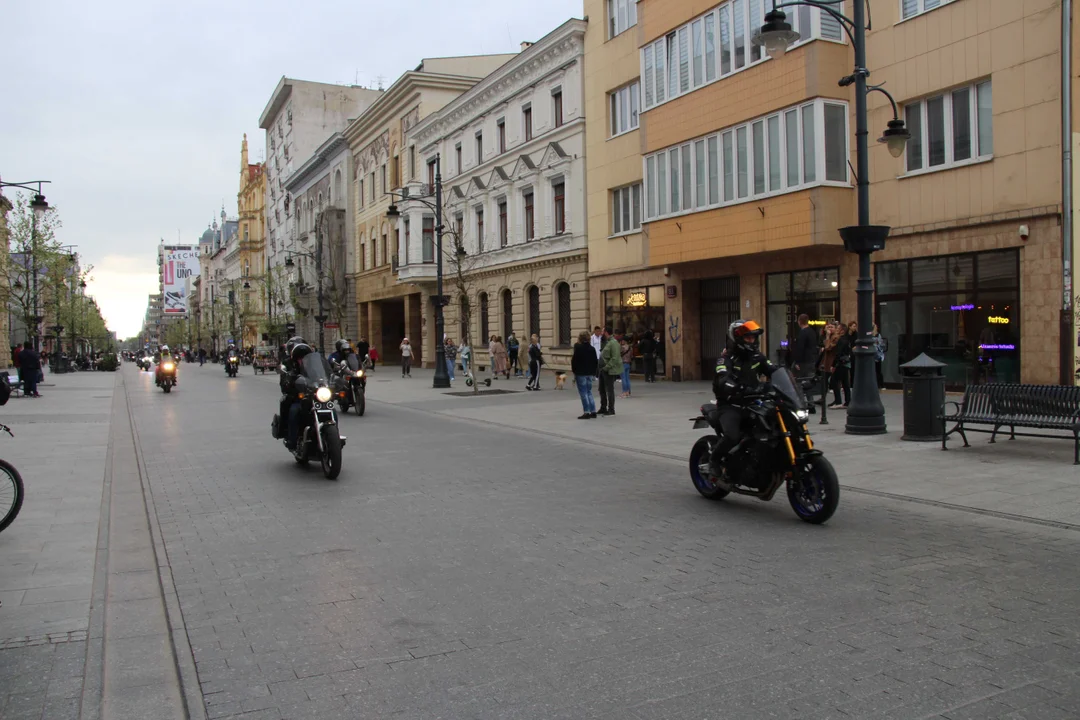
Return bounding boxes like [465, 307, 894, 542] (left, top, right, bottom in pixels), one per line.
[163, 246, 200, 315]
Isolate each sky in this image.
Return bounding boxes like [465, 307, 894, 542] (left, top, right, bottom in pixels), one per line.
[1, 0, 583, 339]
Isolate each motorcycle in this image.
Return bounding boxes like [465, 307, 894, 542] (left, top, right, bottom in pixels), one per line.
[271, 352, 346, 479]
[138, 355, 153, 371]
[225, 354, 240, 378]
[332, 355, 366, 416]
[156, 359, 177, 393]
[0, 424, 23, 536]
[688, 368, 839, 524]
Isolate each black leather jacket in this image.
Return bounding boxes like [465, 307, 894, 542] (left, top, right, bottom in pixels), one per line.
[713, 348, 776, 404]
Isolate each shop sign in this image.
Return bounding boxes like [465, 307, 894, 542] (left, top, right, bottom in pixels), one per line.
[807, 320, 826, 326]
[951, 304, 975, 311]
[988, 316, 1009, 324]
[979, 344, 1015, 350]
[626, 291, 647, 307]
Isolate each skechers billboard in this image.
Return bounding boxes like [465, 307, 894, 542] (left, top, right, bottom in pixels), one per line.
[163, 247, 200, 315]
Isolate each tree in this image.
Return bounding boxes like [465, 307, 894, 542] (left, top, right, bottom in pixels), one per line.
[0, 193, 67, 349]
[439, 203, 487, 395]
[256, 263, 293, 343]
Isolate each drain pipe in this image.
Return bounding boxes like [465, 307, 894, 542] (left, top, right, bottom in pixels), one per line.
[1063, 0, 1074, 384]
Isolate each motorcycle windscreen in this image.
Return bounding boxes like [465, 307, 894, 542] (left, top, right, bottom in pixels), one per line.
[771, 368, 808, 410]
[300, 352, 333, 384]
[345, 355, 361, 372]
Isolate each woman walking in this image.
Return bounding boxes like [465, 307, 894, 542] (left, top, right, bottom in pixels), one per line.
[493, 336, 509, 379]
[444, 337, 458, 382]
[507, 333, 521, 377]
[619, 337, 634, 398]
[399, 338, 413, 378]
[525, 335, 543, 390]
[571, 331, 598, 418]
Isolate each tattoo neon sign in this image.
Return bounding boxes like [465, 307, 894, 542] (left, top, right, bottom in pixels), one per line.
[988, 316, 1009, 324]
[979, 344, 1015, 350]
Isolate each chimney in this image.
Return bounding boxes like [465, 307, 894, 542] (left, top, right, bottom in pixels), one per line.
[520, 41, 533, 52]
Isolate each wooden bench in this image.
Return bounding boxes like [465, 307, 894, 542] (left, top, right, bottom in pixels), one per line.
[941, 384, 1080, 465]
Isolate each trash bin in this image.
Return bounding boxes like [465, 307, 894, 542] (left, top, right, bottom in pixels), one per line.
[899, 352, 947, 441]
[671, 365, 681, 383]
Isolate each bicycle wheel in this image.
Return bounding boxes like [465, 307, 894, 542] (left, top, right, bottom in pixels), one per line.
[0, 458, 25, 533]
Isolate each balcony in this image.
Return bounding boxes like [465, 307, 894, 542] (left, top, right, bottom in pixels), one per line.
[395, 258, 436, 283]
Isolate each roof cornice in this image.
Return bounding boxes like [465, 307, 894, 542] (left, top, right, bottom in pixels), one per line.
[259, 77, 292, 129]
[343, 71, 484, 147]
[285, 133, 348, 192]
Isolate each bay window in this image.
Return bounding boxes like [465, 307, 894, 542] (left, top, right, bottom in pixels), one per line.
[904, 81, 992, 175]
[643, 98, 850, 221]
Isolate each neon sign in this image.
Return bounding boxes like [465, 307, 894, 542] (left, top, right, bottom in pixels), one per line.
[979, 344, 1015, 351]
[951, 304, 975, 311]
[626, 291, 647, 307]
[988, 316, 1009, 324]
[807, 320, 826, 326]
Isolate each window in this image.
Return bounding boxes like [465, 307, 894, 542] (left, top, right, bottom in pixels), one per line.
[553, 180, 566, 234]
[904, 81, 993, 174]
[644, 99, 849, 220]
[427, 159, 436, 188]
[498, 119, 506, 153]
[370, 172, 375, 201]
[902, 0, 951, 21]
[361, 239, 367, 270]
[391, 157, 399, 189]
[475, 133, 483, 165]
[422, 217, 434, 263]
[382, 234, 388, 266]
[454, 213, 463, 243]
[609, 82, 640, 137]
[476, 206, 485, 252]
[766, 268, 840, 361]
[523, 106, 533, 141]
[528, 285, 541, 337]
[553, 89, 563, 128]
[612, 184, 642, 235]
[459, 295, 469, 342]
[381, 165, 387, 194]
[556, 283, 572, 346]
[479, 292, 490, 341]
[498, 198, 508, 247]
[455, 143, 462, 173]
[409, 146, 416, 180]
[502, 289, 513, 339]
[641, 0, 845, 111]
[608, 0, 638, 38]
[523, 189, 535, 240]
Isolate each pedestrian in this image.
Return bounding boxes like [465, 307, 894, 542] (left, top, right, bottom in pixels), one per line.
[444, 337, 457, 382]
[827, 323, 851, 408]
[789, 314, 820, 378]
[871, 323, 886, 389]
[355, 336, 371, 369]
[492, 335, 509, 379]
[619, 337, 634, 398]
[846, 320, 859, 386]
[639, 331, 657, 382]
[571, 331, 598, 419]
[17, 341, 41, 398]
[488, 334, 498, 381]
[507, 332, 521, 377]
[598, 327, 621, 415]
[590, 326, 603, 379]
[459, 339, 472, 377]
[368, 345, 379, 370]
[525, 334, 543, 390]
[399, 338, 413, 377]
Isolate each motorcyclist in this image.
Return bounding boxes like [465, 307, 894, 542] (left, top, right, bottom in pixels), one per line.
[328, 339, 352, 366]
[156, 344, 178, 386]
[276, 337, 307, 444]
[283, 340, 315, 450]
[709, 320, 776, 480]
[225, 342, 239, 372]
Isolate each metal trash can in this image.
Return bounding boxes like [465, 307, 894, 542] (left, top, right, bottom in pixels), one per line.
[899, 352, 946, 441]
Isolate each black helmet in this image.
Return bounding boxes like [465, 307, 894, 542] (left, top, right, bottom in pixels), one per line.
[285, 336, 306, 356]
[290, 342, 313, 363]
[728, 319, 763, 354]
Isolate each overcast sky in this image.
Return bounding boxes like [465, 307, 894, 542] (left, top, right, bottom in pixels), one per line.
[1, 0, 583, 339]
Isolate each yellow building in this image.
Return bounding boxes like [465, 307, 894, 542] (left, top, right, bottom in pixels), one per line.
[237, 133, 266, 347]
[600, 0, 1072, 388]
[344, 54, 516, 367]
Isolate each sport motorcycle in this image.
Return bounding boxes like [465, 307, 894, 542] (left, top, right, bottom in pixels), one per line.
[272, 352, 346, 479]
[688, 368, 839, 524]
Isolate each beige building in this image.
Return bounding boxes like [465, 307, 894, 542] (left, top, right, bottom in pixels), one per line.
[0, 192, 11, 368]
[237, 134, 266, 347]
[591, 0, 1076, 388]
[403, 20, 588, 372]
[343, 54, 516, 367]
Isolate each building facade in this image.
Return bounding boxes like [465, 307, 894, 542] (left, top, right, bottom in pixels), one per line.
[343, 53, 517, 367]
[237, 134, 267, 347]
[404, 20, 589, 371]
[283, 132, 354, 345]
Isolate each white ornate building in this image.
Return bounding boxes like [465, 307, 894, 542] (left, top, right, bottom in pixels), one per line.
[401, 19, 588, 370]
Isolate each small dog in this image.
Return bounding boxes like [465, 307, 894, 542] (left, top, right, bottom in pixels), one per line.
[554, 372, 567, 390]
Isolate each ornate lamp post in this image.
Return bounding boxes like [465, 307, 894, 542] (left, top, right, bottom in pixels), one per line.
[757, 0, 910, 435]
[0, 180, 51, 350]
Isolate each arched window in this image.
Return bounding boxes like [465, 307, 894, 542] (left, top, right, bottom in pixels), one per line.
[502, 289, 513, 340]
[556, 282, 571, 346]
[333, 169, 342, 206]
[459, 294, 469, 342]
[528, 285, 540, 339]
[479, 292, 489, 341]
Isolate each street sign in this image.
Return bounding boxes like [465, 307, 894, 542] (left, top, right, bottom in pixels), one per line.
[325, 323, 339, 330]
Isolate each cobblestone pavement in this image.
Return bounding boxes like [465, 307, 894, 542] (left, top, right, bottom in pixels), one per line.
[113, 365, 1080, 717]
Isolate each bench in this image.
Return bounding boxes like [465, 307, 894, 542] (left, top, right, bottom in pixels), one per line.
[1, 372, 23, 398]
[941, 384, 1080, 465]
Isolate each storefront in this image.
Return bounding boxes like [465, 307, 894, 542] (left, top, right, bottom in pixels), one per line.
[765, 267, 841, 364]
[604, 285, 666, 375]
[875, 249, 1020, 387]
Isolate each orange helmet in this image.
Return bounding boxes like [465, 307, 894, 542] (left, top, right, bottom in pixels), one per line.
[728, 319, 763, 353]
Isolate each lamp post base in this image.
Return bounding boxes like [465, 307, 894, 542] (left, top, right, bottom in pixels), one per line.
[433, 346, 451, 389]
[844, 347, 887, 435]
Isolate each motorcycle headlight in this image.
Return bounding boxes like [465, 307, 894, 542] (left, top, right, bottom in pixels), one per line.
[356, 369, 364, 378]
[315, 386, 332, 403]
[162, 363, 174, 371]
[795, 410, 810, 422]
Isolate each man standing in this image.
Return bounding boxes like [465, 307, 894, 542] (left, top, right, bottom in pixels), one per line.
[790, 314, 820, 377]
[590, 326, 604, 378]
[598, 327, 621, 416]
[17, 341, 41, 398]
[639, 331, 657, 383]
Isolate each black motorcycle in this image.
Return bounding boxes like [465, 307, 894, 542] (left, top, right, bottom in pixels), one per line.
[138, 355, 153, 372]
[688, 368, 839, 524]
[225, 354, 240, 378]
[332, 355, 366, 416]
[0, 423, 23, 535]
[272, 352, 346, 480]
[156, 359, 177, 393]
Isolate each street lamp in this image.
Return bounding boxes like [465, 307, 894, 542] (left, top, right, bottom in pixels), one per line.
[0, 180, 51, 350]
[757, 0, 909, 435]
[386, 152, 450, 389]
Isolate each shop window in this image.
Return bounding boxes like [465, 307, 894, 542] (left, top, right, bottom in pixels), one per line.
[765, 268, 840, 364]
[556, 283, 572, 346]
[603, 286, 665, 348]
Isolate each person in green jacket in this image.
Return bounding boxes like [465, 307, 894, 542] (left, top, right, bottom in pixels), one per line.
[598, 327, 622, 415]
